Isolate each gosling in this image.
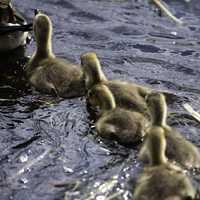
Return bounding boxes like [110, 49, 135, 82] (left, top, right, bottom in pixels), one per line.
[140, 92, 200, 169]
[25, 13, 84, 98]
[134, 126, 196, 200]
[88, 84, 150, 145]
[81, 52, 151, 117]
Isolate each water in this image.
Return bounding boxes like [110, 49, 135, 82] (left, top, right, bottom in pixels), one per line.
[0, 0, 200, 199]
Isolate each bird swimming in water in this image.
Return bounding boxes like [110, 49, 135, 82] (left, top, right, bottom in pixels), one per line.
[25, 13, 85, 98]
[87, 84, 150, 145]
[81, 52, 152, 118]
[140, 92, 200, 169]
[134, 126, 196, 200]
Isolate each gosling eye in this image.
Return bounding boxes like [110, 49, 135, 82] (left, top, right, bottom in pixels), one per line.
[88, 91, 94, 98]
[88, 91, 91, 97]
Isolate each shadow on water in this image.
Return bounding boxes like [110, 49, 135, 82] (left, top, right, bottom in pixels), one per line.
[0, 0, 200, 199]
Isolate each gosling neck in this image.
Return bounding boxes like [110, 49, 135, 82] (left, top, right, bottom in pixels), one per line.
[100, 88, 116, 112]
[151, 101, 167, 127]
[151, 143, 167, 166]
[35, 33, 54, 58]
[149, 128, 167, 166]
[26, 36, 54, 75]
[85, 62, 107, 90]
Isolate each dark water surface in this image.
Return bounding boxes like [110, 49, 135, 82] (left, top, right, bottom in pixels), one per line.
[1, 0, 200, 199]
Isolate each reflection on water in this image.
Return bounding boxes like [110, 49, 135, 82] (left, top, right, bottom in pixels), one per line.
[0, 0, 200, 199]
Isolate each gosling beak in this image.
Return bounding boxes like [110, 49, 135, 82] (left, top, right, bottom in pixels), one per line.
[34, 9, 42, 16]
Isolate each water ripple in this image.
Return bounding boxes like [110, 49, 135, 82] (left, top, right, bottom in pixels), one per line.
[2, 0, 200, 199]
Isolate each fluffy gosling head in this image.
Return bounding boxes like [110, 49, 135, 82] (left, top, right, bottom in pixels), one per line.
[87, 84, 116, 112]
[81, 52, 107, 90]
[146, 92, 167, 126]
[144, 126, 167, 166]
[33, 13, 53, 55]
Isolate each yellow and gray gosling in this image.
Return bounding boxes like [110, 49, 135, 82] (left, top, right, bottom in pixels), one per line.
[88, 84, 150, 145]
[134, 126, 196, 200]
[140, 92, 200, 169]
[81, 52, 151, 117]
[25, 13, 84, 98]
[0, 0, 29, 51]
